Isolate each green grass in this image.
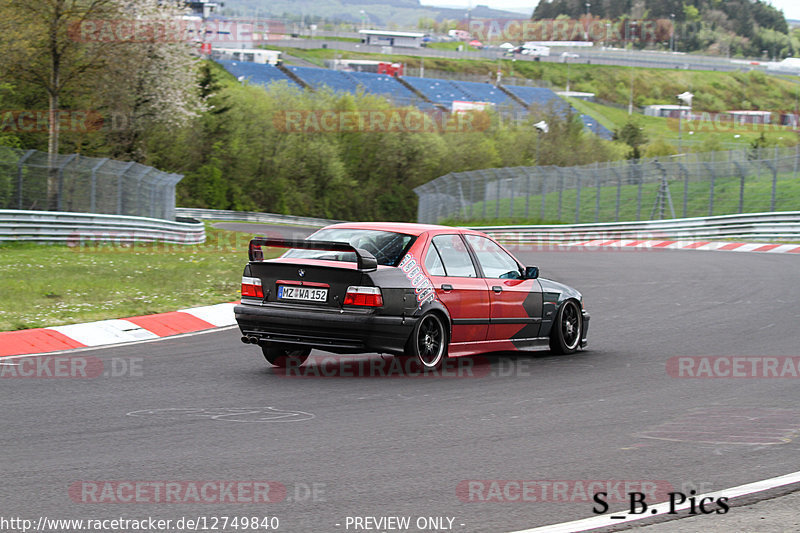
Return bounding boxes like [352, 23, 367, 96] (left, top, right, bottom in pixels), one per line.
[0, 224, 277, 331]
[567, 97, 798, 151]
[446, 170, 800, 225]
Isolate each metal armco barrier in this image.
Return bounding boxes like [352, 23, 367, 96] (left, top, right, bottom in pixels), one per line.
[472, 211, 800, 243]
[0, 210, 205, 244]
[175, 207, 339, 227]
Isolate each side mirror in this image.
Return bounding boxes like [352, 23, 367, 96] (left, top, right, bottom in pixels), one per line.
[524, 266, 539, 279]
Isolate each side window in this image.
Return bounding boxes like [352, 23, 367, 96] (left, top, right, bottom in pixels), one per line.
[424, 243, 446, 276]
[465, 235, 522, 279]
[431, 234, 477, 277]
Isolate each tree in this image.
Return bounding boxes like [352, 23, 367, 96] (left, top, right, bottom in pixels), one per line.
[0, 0, 116, 208]
[94, 0, 204, 160]
[614, 119, 648, 159]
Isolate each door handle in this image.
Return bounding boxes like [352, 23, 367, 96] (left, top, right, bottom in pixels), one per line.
[492, 286, 503, 293]
[440, 284, 453, 291]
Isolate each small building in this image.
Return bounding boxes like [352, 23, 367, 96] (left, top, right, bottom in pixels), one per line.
[359, 30, 426, 48]
[643, 104, 692, 119]
[212, 48, 282, 65]
[727, 110, 772, 125]
[557, 91, 595, 101]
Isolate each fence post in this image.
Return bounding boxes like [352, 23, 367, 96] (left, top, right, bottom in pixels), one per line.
[610, 166, 622, 222]
[479, 170, 487, 219]
[679, 163, 689, 218]
[56, 154, 78, 211]
[557, 168, 564, 221]
[763, 158, 777, 212]
[89, 158, 108, 213]
[432, 179, 443, 223]
[524, 168, 531, 219]
[733, 161, 746, 213]
[509, 169, 516, 218]
[703, 162, 716, 216]
[635, 161, 643, 220]
[118, 162, 135, 215]
[16, 149, 36, 210]
[574, 170, 581, 223]
[495, 171, 501, 220]
[469, 174, 476, 219]
[540, 169, 547, 221]
[595, 166, 601, 223]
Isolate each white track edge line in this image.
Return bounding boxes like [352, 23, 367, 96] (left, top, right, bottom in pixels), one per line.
[507, 469, 800, 533]
[0, 325, 239, 360]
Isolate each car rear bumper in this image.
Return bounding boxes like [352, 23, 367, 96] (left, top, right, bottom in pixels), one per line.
[235, 302, 418, 355]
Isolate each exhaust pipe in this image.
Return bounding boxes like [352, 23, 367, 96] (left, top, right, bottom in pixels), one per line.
[241, 336, 260, 344]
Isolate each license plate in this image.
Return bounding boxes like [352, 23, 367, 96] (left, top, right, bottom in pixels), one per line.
[277, 286, 328, 302]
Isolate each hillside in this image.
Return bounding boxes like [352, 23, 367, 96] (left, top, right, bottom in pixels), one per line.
[533, 0, 797, 59]
[219, 0, 523, 27]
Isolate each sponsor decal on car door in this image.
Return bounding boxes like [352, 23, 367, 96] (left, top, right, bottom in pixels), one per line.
[464, 235, 542, 344]
[424, 234, 489, 344]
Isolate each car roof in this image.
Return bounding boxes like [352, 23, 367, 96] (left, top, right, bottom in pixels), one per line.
[320, 222, 481, 237]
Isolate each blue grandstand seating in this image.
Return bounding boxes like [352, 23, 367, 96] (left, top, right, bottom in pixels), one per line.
[579, 114, 614, 140]
[343, 71, 420, 107]
[216, 60, 611, 138]
[502, 85, 567, 112]
[401, 78, 476, 107]
[217, 60, 299, 87]
[284, 66, 360, 93]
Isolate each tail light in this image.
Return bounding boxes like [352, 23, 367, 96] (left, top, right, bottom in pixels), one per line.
[241, 276, 263, 298]
[343, 286, 383, 307]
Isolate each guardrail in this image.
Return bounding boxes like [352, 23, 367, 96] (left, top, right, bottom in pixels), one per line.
[472, 211, 800, 243]
[0, 210, 205, 244]
[175, 207, 339, 228]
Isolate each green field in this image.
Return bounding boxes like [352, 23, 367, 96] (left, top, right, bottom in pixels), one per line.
[0, 224, 279, 331]
[566, 97, 798, 153]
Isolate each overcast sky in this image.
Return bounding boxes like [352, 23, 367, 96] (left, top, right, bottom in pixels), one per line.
[421, 0, 800, 20]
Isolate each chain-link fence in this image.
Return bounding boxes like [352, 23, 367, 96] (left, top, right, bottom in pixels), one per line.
[415, 146, 800, 224]
[0, 148, 183, 221]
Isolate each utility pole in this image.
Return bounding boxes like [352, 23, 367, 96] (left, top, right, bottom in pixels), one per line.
[628, 68, 634, 115]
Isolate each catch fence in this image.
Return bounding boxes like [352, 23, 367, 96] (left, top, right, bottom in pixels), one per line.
[0, 148, 183, 220]
[414, 146, 800, 224]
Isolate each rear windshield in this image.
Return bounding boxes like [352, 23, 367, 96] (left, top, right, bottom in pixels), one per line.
[283, 228, 416, 267]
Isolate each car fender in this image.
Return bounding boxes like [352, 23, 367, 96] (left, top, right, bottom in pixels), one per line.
[538, 278, 583, 338]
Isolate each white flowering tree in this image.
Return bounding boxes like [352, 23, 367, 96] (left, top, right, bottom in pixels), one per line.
[97, 0, 204, 158]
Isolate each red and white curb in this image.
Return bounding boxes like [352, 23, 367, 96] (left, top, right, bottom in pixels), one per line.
[561, 240, 800, 253]
[0, 303, 238, 358]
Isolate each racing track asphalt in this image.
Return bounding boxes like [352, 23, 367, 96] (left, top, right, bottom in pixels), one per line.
[1, 223, 799, 533]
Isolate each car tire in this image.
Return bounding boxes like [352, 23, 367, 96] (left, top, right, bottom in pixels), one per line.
[407, 313, 449, 370]
[261, 345, 311, 368]
[549, 300, 582, 355]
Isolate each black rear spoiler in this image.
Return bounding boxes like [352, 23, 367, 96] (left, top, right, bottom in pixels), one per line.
[248, 237, 378, 271]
